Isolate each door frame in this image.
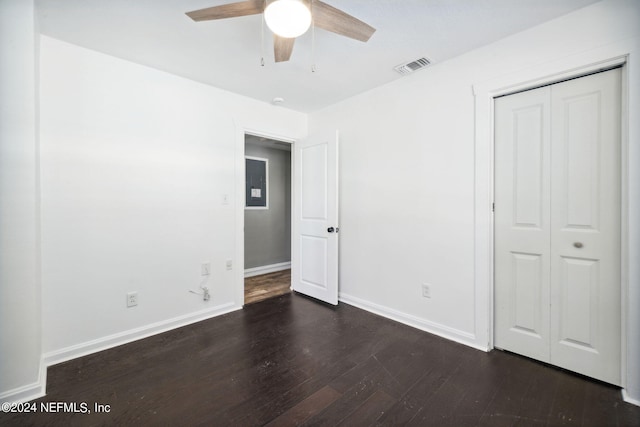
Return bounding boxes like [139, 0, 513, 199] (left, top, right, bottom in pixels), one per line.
[473, 38, 639, 401]
[235, 125, 296, 307]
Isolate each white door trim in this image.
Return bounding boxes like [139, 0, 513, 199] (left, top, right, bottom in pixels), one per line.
[234, 125, 296, 307]
[473, 37, 640, 403]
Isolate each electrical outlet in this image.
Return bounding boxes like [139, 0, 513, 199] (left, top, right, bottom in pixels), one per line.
[127, 292, 138, 307]
[201, 262, 211, 276]
[226, 259, 233, 270]
[422, 284, 431, 299]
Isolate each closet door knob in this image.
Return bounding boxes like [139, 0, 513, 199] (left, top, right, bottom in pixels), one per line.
[574, 242, 583, 248]
[327, 227, 335, 233]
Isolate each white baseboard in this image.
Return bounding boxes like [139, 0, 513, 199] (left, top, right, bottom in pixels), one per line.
[0, 359, 46, 404]
[2, 303, 240, 404]
[244, 261, 291, 278]
[622, 389, 640, 407]
[43, 302, 240, 367]
[338, 292, 487, 352]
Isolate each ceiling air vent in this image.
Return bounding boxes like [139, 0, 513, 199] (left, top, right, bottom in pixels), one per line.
[394, 57, 431, 75]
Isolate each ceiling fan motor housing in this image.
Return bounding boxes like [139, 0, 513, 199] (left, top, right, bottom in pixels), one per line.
[264, 0, 312, 38]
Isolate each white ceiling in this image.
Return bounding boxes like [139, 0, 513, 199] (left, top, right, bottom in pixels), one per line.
[36, 0, 598, 112]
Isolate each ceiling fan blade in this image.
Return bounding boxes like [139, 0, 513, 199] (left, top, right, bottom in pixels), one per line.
[186, 0, 264, 22]
[312, 0, 376, 42]
[274, 35, 295, 62]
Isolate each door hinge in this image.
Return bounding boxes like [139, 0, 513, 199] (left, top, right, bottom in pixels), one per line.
[492, 202, 495, 212]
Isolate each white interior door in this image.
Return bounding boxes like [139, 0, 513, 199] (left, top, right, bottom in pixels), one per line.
[494, 68, 621, 385]
[292, 130, 339, 305]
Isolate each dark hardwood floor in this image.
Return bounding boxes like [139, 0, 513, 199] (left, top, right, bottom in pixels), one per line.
[245, 269, 291, 305]
[2, 293, 638, 426]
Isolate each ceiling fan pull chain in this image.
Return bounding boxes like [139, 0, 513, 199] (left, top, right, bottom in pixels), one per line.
[311, 0, 316, 73]
[260, 0, 266, 66]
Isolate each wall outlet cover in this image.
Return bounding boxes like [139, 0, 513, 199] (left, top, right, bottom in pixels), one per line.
[127, 292, 138, 307]
[422, 284, 431, 298]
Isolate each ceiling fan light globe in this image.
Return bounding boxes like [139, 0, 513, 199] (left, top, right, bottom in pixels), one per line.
[264, 0, 312, 38]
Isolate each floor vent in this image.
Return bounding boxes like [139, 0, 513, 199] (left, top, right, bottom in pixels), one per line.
[394, 57, 431, 75]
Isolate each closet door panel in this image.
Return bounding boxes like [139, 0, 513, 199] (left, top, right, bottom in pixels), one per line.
[494, 87, 551, 362]
[549, 69, 621, 385]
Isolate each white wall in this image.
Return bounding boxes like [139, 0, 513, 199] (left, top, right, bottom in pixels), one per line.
[310, 0, 640, 402]
[0, 0, 42, 401]
[39, 36, 306, 361]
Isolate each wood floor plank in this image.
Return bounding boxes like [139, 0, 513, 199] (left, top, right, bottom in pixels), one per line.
[406, 350, 484, 427]
[515, 361, 563, 424]
[1, 293, 638, 427]
[545, 372, 587, 426]
[337, 389, 396, 426]
[300, 359, 393, 426]
[248, 357, 357, 426]
[447, 349, 508, 418]
[581, 380, 623, 427]
[265, 385, 341, 427]
[616, 401, 640, 427]
[371, 333, 436, 392]
[244, 269, 291, 305]
[376, 336, 472, 426]
[476, 350, 539, 427]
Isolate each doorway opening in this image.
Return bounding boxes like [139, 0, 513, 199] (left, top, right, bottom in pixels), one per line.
[243, 134, 292, 304]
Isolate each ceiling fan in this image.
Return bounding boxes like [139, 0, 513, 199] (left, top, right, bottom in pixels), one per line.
[186, 0, 376, 63]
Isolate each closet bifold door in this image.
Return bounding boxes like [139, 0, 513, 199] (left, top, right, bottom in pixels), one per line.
[494, 68, 622, 385]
